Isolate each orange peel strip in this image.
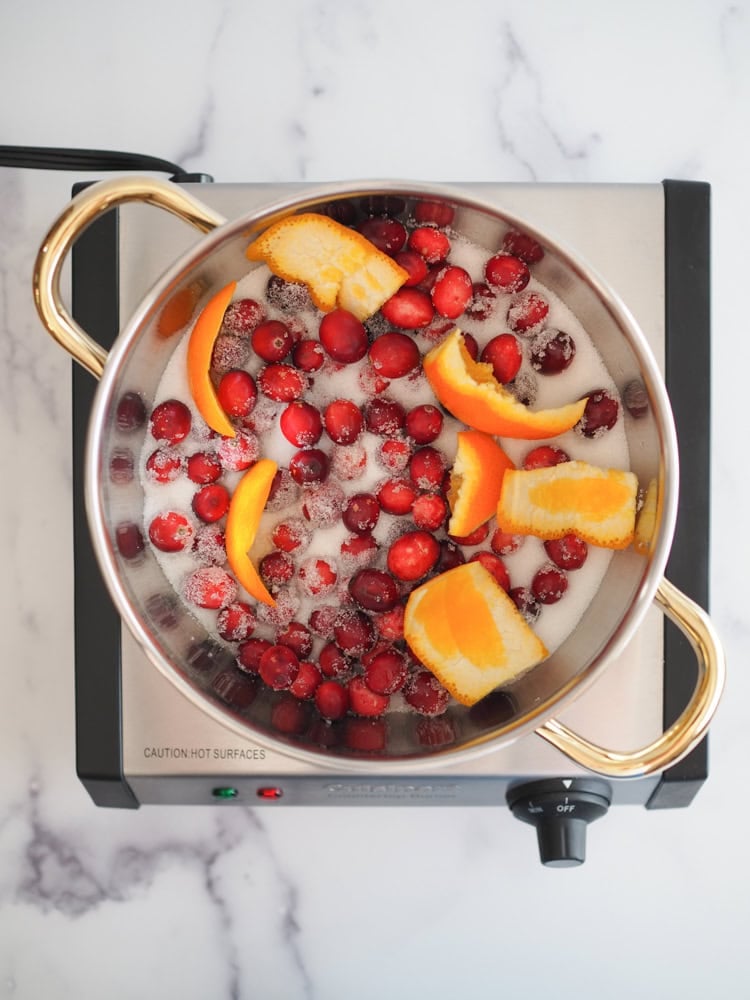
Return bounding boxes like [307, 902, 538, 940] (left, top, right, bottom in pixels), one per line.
[187, 281, 237, 438]
[404, 562, 548, 707]
[447, 430, 515, 537]
[423, 328, 588, 440]
[225, 458, 278, 606]
[497, 460, 638, 549]
[246, 212, 408, 321]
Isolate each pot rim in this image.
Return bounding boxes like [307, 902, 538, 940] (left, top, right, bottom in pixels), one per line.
[84, 178, 680, 772]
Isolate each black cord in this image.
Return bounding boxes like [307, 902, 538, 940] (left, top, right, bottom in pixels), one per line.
[0, 145, 213, 182]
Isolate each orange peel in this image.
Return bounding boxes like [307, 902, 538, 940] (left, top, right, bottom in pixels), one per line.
[245, 212, 408, 321]
[497, 460, 638, 549]
[225, 458, 278, 606]
[187, 281, 237, 437]
[404, 562, 548, 706]
[423, 328, 588, 439]
[447, 430, 514, 537]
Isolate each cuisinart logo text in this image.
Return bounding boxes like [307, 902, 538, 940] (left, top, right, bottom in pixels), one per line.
[325, 782, 459, 799]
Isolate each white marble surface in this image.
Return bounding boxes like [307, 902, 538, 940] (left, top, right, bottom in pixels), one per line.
[1, 1, 748, 997]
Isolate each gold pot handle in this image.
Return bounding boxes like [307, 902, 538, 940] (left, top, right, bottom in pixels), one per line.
[536, 577, 725, 778]
[33, 175, 227, 379]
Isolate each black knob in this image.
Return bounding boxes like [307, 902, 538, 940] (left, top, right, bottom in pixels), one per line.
[507, 778, 611, 867]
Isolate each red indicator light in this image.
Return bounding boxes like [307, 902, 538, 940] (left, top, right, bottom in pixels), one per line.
[256, 786, 283, 800]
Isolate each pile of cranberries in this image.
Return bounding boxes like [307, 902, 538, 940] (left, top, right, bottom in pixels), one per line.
[113, 196, 625, 749]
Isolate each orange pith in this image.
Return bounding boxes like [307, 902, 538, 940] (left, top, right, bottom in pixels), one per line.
[447, 430, 515, 537]
[422, 328, 588, 439]
[497, 460, 638, 549]
[225, 458, 278, 606]
[186, 281, 237, 437]
[404, 562, 548, 707]
[245, 212, 408, 321]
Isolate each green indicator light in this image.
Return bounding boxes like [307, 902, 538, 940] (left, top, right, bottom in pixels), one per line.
[212, 786, 239, 800]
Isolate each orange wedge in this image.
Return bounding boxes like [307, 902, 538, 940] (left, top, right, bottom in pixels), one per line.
[447, 430, 514, 537]
[423, 328, 588, 439]
[404, 562, 548, 706]
[225, 458, 278, 606]
[497, 460, 638, 549]
[246, 212, 408, 321]
[187, 281, 237, 437]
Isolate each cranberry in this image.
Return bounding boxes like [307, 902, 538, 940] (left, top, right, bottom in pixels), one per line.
[364, 397, 406, 436]
[212, 334, 250, 374]
[404, 404, 441, 445]
[267, 468, 301, 510]
[260, 550, 295, 593]
[251, 319, 294, 362]
[462, 332, 480, 361]
[485, 253, 530, 293]
[358, 366, 390, 396]
[404, 671, 450, 716]
[407, 226, 451, 264]
[348, 676, 389, 717]
[409, 446, 446, 491]
[342, 493, 380, 535]
[374, 604, 405, 642]
[318, 641, 350, 678]
[272, 518, 311, 553]
[481, 334, 523, 384]
[507, 291, 549, 335]
[319, 309, 369, 363]
[377, 438, 412, 473]
[298, 557, 338, 596]
[331, 444, 367, 481]
[380, 288, 434, 329]
[217, 430, 259, 472]
[290, 661, 323, 700]
[192, 525, 226, 564]
[292, 338, 325, 373]
[532, 564, 568, 605]
[387, 530, 440, 581]
[530, 329, 576, 375]
[258, 363, 306, 402]
[221, 297, 266, 335]
[259, 644, 300, 690]
[522, 445, 570, 470]
[412, 493, 448, 531]
[449, 522, 490, 547]
[465, 282, 497, 321]
[115, 522, 145, 560]
[340, 533, 378, 566]
[509, 586, 541, 625]
[334, 609, 376, 656]
[237, 637, 273, 673]
[148, 511, 194, 552]
[544, 533, 588, 570]
[502, 230, 544, 264]
[216, 602, 257, 642]
[184, 567, 237, 610]
[430, 265, 473, 319]
[109, 448, 135, 484]
[577, 389, 619, 437]
[437, 539, 466, 571]
[469, 551, 510, 591]
[393, 249, 429, 286]
[217, 369, 257, 417]
[115, 391, 146, 432]
[377, 477, 417, 515]
[358, 216, 407, 254]
[365, 648, 408, 695]
[186, 451, 222, 484]
[308, 606, 339, 639]
[490, 528, 524, 556]
[289, 448, 329, 485]
[279, 401, 323, 447]
[414, 200, 454, 227]
[368, 331, 420, 379]
[145, 448, 183, 483]
[349, 568, 400, 612]
[192, 483, 230, 523]
[301, 482, 346, 527]
[323, 399, 363, 445]
[266, 275, 312, 312]
[315, 680, 350, 721]
[276, 621, 313, 659]
[150, 399, 191, 444]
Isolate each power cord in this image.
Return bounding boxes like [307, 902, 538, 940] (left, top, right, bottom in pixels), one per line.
[0, 145, 213, 183]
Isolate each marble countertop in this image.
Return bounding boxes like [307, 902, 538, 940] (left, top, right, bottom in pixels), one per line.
[1, 1, 747, 997]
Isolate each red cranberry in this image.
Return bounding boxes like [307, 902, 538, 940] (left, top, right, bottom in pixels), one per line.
[430, 265, 473, 319]
[289, 448, 329, 485]
[462, 332, 480, 361]
[216, 602, 257, 642]
[481, 334, 523, 384]
[318, 642, 350, 678]
[485, 253, 530, 293]
[192, 525, 226, 564]
[319, 309, 369, 363]
[577, 389, 619, 437]
[280, 401, 323, 447]
[465, 282, 497, 321]
[412, 493, 448, 531]
[276, 621, 313, 659]
[387, 530, 440, 581]
[523, 445, 570, 470]
[217, 430, 259, 472]
[342, 493, 380, 535]
[377, 477, 417, 515]
[340, 533, 379, 566]
[292, 338, 325, 373]
[404, 671, 450, 716]
[414, 200, 454, 227]
[260, 550, 295, 593]
[145, 448, 183, 483]
[393, 249, 429, 286]
[259, 644, 300, 690]
[358, 217, 407, 254]
[290, 661, 322, 700]
[405, 404, 443, 445]
[301, 482, 346, 527]
[251, 319, 294, 362]
[469, 551, 510, 591]
[332, 610, 375, 657]
[509, 586, 541, 625]
[271, 518, 311, 553]
[507, 291, 549, 335]
[267, 468, 301, 510]
[502, 230, 544, 264]
[217, 370, 257, 417]
[532, 564, 568, 605]
[409, 446, 446, 491]
[365, 648, 408, 694]
[377, 439, 412, 473]
[116, 391, 146, 432]
[148, 511, 194, 552]
[186, 451, 222, 484]
[298, 557, 337, 596]
[315, 680, 350, 721]
[544, 533, 588, 570]
[490, 528, 524, 556]
[212, 334, 250, 374]
[258, 363, 306, 402]
[364, 397, 406, 436]
[150, 399, 191, 444]
[437, 539, 466, 571]
[192, 483, 230, 523]
[449, 522, 490, 547]
[308, 606, 339, 640]
[323, 399, 363, 445]
[368, 331, 420, 378]
[348, 676, 389, 718]
[183, 567, 237, 610]
[374, 603, 405, 641]
[266, 275, 311, 312]
[349, 568, 400, 612]
[380, 288, 434, 329]
[407, 226, 450, 264]
[222, 297, 266, 335]
[530, 329, 576, 374]
[115, 522, 145, 560]
[331, 444, 367, 481]
[237, 637, 273, 673]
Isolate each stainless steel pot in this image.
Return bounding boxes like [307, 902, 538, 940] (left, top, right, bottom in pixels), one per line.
[33, 176, 725, 776]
